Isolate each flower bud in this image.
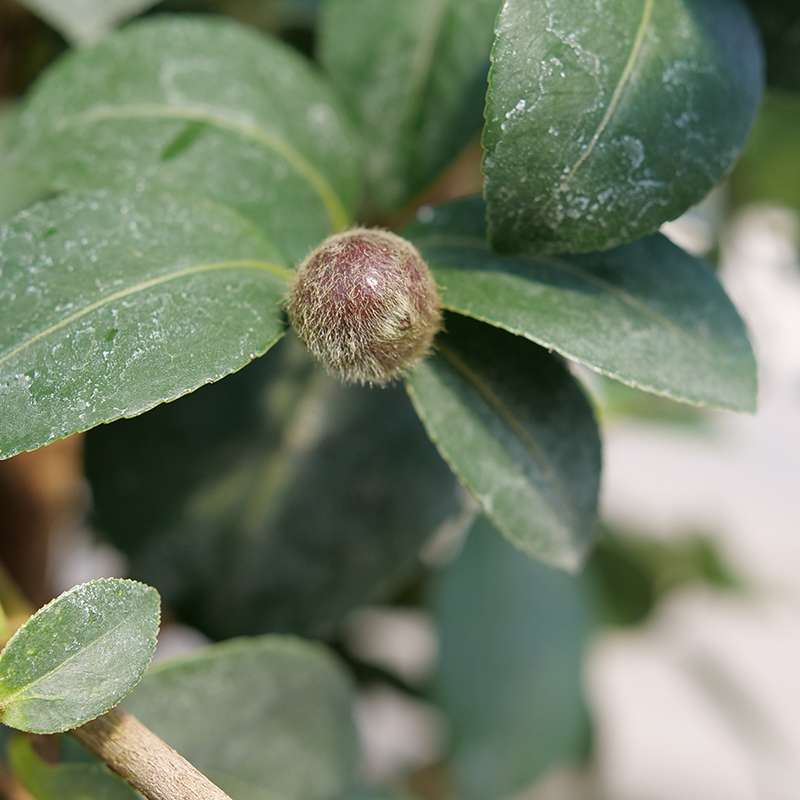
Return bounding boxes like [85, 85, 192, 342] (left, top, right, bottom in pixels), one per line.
[287, 228, 442, 385]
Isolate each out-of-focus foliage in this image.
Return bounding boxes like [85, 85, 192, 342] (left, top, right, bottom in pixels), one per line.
[87, 337, 466, 640]
[431, 517, 590, 799]
[9, 736, 137, 800]
[732, 91, 800, 211]
[748, 0, 800, 90]
[125, 636, 359, 800]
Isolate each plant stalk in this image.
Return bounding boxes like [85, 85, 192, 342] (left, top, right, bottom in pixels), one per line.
[73, 708, 233, 800]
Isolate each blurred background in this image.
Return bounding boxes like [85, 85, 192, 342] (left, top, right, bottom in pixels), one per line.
[0, 2, 798, 799]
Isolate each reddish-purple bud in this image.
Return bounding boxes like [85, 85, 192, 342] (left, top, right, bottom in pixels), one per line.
[287, 228, 442, 385]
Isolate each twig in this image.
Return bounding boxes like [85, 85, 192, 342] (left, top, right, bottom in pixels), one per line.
[73, 708, 232, 800]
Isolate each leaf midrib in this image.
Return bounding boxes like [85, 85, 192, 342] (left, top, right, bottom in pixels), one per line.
[559, 0, 654, 190]
[55, 103, 350, 231]
[0, 614, 135, 711]
[436, 342, 576, 532]
[414, 233, 694, 342]
[0, 259, 291, 370]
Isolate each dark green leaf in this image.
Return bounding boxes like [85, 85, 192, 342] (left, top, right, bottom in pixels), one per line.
[320, 0, 499, 211]
[125, 637, 358, 800]
[0, 190, 290, 460]
[406, 314, 601, 570]
[484, 0, 764, 253]
[406, 198, 757, 412]
[9, 736, 138, 800]
[16, 0, 159, 44]
[12, 16, 362, 262]
[432, 517, 589, 799]
[0, 579, 160, 734]
[87, 337, 466, 639]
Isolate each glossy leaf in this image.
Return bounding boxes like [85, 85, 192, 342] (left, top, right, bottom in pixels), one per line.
[11, 16, 361, 263]
[0, 190, 290, 461]
[320, 0, 499, 211]
[484, 0, 764, 253]
[16, 0, 159, 44]
[87, 337, 466, 639]
[406, 314, 601, 570]
[0, 579, 160, 734]
[125, 637, 359, 800]
[406, 198, 757, 411]
[9, 736, 137, 800]
[432, 517, 589, 799]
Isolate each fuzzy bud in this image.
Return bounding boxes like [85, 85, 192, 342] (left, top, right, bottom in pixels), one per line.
[287, 228, 442, 385]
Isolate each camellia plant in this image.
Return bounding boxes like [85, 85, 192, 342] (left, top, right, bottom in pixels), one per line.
[0, 0, 786, 797]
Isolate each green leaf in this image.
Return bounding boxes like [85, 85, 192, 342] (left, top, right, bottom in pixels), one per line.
[87, 337, 466, 639]
[484, 0, 764, 254]
[125, 637, 359, 800]
[406, 198, 757, 412]
[406, 314, 601, 570]
[432, 517, 589, 799]
[16, 0, 159, 44]
[11, 16, 361, 263]
[0, 190, 291, 461]
[0, 579, 160, 734]
[320, 0, 498, 212]
[9, 736, 138, 800]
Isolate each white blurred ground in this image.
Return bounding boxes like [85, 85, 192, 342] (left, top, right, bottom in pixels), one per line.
[530, 204, 800, 800]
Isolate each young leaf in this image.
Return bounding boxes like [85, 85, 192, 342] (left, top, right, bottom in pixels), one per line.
[125, 637, 359, 800]
[16, 0, 159, 45]
[432, 517, 589, 799]
[406, 198, 757, 412]
[9, 736, 138, 800]
[484, 0, 764, 254]
[11, 16, 362, 263]
[0, 191, 291, 461]
[0, 579, 160, 734]
[406, 314, 601, 570]
[86, 337, 467, 640]
[320, 0, 499, 211]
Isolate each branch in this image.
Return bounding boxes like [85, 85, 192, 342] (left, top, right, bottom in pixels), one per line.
[73, 708, 232, 800]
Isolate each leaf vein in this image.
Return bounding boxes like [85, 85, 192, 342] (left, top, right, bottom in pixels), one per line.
[559, 0, 654, 190]
[56, 103, 350, 231]
[0, 259, 291, 370]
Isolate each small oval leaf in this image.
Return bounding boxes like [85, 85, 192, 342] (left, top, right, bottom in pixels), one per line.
[406, 198, 757, 412]
[0, 579, 160, 734]
[484, 0, 764, 253]
[0, 190, 291, 460]
[406, 314, 601, 570]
